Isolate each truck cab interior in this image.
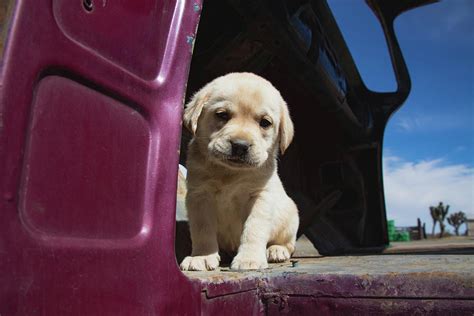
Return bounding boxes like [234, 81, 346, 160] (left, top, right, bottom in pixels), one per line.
[177, 0, 435, 259]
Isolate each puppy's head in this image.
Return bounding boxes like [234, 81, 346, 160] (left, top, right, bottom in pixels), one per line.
[184, 73, 294, 169]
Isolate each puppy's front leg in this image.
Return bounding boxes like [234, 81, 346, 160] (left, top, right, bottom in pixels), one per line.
[180, 193, 220, 271]
[231, 199, 271, 270]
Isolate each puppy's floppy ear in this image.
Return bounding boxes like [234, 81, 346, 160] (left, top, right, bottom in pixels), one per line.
[183, 86, 211, 135]
[279, 100, 294, 154]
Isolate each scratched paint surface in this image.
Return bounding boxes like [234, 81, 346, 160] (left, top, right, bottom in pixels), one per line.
[186, 255, 474, 280]
[185, 255, 474, 300]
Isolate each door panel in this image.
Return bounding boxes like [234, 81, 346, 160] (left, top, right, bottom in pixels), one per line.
[20, 76, 149, 241]
[52, 0, 175, 79]
[0, 0, 202, 314]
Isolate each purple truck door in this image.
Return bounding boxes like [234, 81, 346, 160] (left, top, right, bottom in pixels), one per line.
[0, 0, 202, 314]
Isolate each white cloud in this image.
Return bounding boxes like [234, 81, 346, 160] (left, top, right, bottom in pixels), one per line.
[443, 8, 470, 33]
[434, 0, 473, 39]
[393, 116, 432, 132]
[391, 113, 471, 133]
[383, 155, 474, 234]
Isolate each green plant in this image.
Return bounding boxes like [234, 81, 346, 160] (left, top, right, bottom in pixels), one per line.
[429, 202, 449, 238]
[447, 211, 467, 236]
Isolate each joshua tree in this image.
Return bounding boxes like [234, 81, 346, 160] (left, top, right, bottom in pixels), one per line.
[429, 206, 438, 237]
[447, 211, 467, 236]
[429, 202, 450, 238]
[438, 202, 449, 237]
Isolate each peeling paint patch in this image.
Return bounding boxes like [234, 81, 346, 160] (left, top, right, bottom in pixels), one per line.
[186, 35, 194, 45]
[193, 3, 200, 12]
[186, 35, 196, 53]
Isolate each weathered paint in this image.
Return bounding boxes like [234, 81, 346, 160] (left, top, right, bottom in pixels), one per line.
[187, 256, 474, 314]
[202, 290, 264, 315]
[266, 297, 474, 315]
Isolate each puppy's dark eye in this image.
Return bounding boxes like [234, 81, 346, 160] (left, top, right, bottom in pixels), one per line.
[259, 118, 272, 129]
[215, 111, 230, 121]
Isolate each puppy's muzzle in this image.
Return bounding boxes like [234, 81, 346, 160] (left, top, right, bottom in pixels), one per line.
[230, 139, 250, 158]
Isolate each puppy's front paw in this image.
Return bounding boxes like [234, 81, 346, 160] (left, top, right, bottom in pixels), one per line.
[180, 253, 220, 271]
[230, 253, 268, 270]
[266, 245, 290, 263]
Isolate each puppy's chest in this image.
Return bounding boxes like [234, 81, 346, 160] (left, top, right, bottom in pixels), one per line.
[212, 183, 256, 251]
[213, 182, 254, 215]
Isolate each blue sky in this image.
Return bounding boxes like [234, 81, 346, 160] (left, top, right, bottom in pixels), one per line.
[328, 0, 473, 232]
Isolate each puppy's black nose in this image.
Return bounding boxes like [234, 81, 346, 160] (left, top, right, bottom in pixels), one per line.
[231, 139, 250, 157]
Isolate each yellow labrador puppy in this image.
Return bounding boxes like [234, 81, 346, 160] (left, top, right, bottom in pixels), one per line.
[180, 73, 299, 271]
